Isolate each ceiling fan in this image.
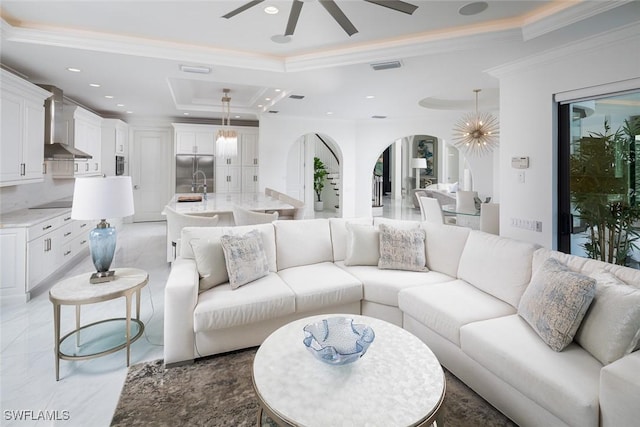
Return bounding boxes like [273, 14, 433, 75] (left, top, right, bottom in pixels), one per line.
[222, 0, 418, 37]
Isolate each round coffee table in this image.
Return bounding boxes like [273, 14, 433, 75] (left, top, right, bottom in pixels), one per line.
[49, 267, 148, 380]
[252, 314, 445, 426]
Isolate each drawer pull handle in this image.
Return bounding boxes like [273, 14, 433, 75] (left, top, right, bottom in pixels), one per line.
[80, 240, 87, 245]
[42, 225, 52, 231]
[64, 232, 72, 237]
[80, 224, 87, 228]
[64, 216, 72, 221]
[64, 250, 71, 256]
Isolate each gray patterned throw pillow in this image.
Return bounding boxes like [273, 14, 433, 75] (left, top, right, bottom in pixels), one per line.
[220, 229, 269, 289]
[518, 257, 596, 351]
[377, 224, 428, 272]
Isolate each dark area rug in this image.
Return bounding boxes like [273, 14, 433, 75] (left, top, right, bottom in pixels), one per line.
[111, 348, 517, 427]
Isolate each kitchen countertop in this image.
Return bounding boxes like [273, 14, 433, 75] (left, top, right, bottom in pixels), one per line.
[165, 192, 295, 215]
[0, 204, 73, 229]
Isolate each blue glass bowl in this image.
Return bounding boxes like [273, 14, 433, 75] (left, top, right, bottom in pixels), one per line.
[303, 317, 375, 365]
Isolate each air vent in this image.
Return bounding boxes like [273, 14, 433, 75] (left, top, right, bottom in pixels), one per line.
[370, 61, 402, 71]
[179, 64, 211, 74]
[371, 115, 387, 119]
[289, 94, 305, 100]
[268, 110, 279, 114]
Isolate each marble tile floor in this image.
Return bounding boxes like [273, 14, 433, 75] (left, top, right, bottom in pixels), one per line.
[0, 194, 419, 427]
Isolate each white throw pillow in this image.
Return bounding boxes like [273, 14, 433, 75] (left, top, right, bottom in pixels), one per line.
[344, 223, 380, 266]
[190, 237, 229, 292]
[575, 270, 640, 365]
[377, 224, 428, 272]
[518, 258, 596, 352]
[220, 229, 270, 289]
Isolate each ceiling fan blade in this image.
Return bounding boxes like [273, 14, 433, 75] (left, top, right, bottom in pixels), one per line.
[319, 0, 358, 36]
[222, 0, 265, 19]
[285, 0, 304, 36]
[364, 0, 418, 15]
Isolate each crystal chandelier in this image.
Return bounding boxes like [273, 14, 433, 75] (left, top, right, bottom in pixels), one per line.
[216, 88, 238, 157]
[452, 89, 499, 156]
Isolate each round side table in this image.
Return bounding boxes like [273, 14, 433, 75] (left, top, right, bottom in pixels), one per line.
[49, 267, 148, 380]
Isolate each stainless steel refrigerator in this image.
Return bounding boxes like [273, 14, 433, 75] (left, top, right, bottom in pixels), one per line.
[176, 155, 214, 194]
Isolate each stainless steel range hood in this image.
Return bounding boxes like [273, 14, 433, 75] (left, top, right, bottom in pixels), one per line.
[39, 85, 92, 160]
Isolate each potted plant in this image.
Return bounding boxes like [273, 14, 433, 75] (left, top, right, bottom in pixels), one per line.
[314, 156, 328, 211]
[571, 118, 640, 265]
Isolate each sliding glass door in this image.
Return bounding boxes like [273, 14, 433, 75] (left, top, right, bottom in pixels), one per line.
[558, 91, 640, 266]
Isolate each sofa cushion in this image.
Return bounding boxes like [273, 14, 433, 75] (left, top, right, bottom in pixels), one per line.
[193, 272, 295, 331]
[378, 224, 428, 272]
[518, 258, 596, 352]
[181, 224, 277, 272]
[575, 270, 640, 365]
[344, 223, 380, 266]
[220, 230, 270, 289]
[339, 261, 454, 306]
[329, 217, 373, 262]
[373, 217, 421, 229]
[398, 279, 516, 346]
[421, 222, 470, 277]
[277, 262, 363, 312]
[274, 219, 333, 270]
[460, 315, 601, 427]
[190, 237, 228, 292]
[458, 231, 538, 307]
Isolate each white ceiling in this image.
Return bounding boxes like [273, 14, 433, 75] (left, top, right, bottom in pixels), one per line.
[0, 1, 634, 122]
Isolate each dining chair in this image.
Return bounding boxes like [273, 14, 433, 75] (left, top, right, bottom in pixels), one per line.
[418, 196, 444, 224]
[277, 193, 306, 220]
[164, 205, 219, 261]
[480, 203, 500, 235]
[456, 190, 478, 214]
[232, 205, 279, 226]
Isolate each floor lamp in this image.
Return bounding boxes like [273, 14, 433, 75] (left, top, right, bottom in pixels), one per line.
[411, 158, 427, 189]
[71, 176, 135, 283]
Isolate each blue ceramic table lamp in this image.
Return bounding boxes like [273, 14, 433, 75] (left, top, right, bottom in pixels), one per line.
[71, 176, 135, 284]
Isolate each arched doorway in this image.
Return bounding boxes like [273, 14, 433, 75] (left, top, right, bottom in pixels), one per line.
[286, 133, 342, 218]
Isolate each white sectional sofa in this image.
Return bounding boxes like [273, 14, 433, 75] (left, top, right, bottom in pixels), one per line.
[164, 217, 640, 427]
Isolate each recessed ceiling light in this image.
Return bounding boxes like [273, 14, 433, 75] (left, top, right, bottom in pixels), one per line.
[265, 97, 271, 101]
[126, 111, 133, 114]
[183, 112, 190, 116]
[116, 103, 125, 107]
[105, 95, 114, 99]
[366, 95, 375, 99]
[264, 5, 279, 14]
[327, 112, 333, 115]
[459, 1, 488, 16]
[89, 83, 101, 88]
[258, 104, 263, 108]
[275, 89, 281, 92]
[235, 115, 241, 119]
[271, 34, 291, 44]
[67, 67, 81, 73]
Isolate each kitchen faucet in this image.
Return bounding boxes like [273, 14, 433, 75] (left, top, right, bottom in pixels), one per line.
[192, 170, 208, 200]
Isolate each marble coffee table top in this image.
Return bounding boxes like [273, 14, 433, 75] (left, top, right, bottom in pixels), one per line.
[253, 314, 445, 426]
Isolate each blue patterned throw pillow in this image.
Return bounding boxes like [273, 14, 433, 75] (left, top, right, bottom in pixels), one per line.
[518, 257, 596, 351]
[220, 229, 269, 289]
[377, 224, 428, 272]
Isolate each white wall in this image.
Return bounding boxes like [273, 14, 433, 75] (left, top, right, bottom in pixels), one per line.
[492, 22, 640, 248]
[260, 109, 497, 218]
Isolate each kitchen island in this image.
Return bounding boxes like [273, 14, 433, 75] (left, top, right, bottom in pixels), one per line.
[164, 192, 295, 226]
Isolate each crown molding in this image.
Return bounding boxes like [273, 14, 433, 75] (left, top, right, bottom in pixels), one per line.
[487, 21, 640, 78]
[522, 0, 633, 41]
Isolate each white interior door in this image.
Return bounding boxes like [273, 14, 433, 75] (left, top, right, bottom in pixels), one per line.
[130, 129, 172, 222]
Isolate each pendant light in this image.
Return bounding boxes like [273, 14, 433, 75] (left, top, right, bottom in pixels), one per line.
[216, 88, 238, 157]
[452, 89, 499, 156]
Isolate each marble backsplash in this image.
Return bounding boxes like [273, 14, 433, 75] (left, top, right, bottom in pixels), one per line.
[0, 172, 74, 214]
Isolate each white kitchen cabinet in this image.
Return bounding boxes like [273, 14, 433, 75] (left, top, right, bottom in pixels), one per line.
[0, 228, 27, 295]
[241, 132, 259, 167]
[216, 165, 242, 193]
[174, 124, 215, 155]
[69, 106, 102, 177]
[102, 119, 129, 175]
[0, 210, 90, 301]
[0, 69, 50, 187]
[241, 166, 259, 193]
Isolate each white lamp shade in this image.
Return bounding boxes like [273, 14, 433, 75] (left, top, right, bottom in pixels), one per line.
[411, 158, 427, 169]
[71, 176, 135, 220]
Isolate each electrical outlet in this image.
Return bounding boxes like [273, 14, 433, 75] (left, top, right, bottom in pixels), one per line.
[517, 171, 525, 184]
